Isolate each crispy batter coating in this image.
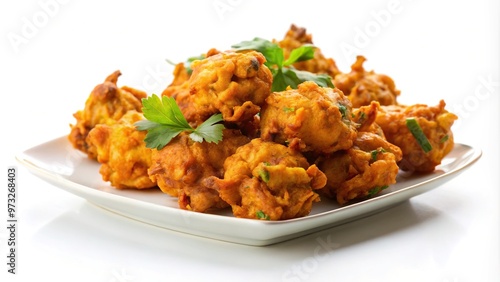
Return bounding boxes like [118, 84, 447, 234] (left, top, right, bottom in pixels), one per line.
[317, 132, 402, 205]
[148, 129, 250, 212]
[187, 50, 273, 123]
[375, 100, 457, 172]
[86, 111, 156, 189]
[69, 70, 147, 159]
[204, 138, 327, 220]
[316, 99, 403, 204]
[260, 81, 357, 154]
[351, 101, 385, 135]
[160, 63, 196, 126]
[334, 56, 400, 108]
[278, 24, 341, 78]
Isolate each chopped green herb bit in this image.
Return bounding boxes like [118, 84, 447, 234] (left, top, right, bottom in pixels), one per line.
[439, 135, 449, 143]
[358, 111, 366, 123]
[338, 104, 348, 119]
[370, 148, 386, 161]
[406, 118, 433, 153]
[283, 107, 295, 113]
[256, 210, 270, 220]
[258, 169, 270, 183]
[368, 185, 389, 197]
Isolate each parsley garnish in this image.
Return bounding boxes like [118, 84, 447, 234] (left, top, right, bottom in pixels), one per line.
[134, 94, 225, 150]
[406, 118, 433, 153]
[231, 37, 333, 91]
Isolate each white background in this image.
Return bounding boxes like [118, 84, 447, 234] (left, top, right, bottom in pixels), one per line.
[1, 0, 499, 281]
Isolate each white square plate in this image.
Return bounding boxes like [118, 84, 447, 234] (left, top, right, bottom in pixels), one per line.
[17, 136, 481, 246]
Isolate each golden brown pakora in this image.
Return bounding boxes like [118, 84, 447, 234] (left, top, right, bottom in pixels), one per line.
[188, 50, 273, 123]
[278, 24, 341, 78]
[69, 70, 147, 159]
[316, 99, 402, 204]
[204, 138, 327, 220]
[375, 100, 457, 172]
[86, 111, 156, 189]
[66, 24, 461, 220]
[148, 129, 250, 213]
[317, 132, 402, 205]
[260, 81, 357, 154]
[334, 56, 400, 108]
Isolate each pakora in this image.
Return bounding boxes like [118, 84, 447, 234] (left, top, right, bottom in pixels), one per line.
[278, 24, 341, 78]
[188, 50, 273, 124]
[334, 56, 400, 108]
[86, 110, 156, 189]
[204, 138, 327, 220]
[260, 81, 357, 154]
[375, 100, 457, 172]
[69, 70, 147, 159]
[66, 24, 460, 219]
[316, 100, 403, 204]
[148, 129, 250, 212]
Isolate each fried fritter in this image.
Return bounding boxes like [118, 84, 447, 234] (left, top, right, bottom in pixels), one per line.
[315, 98, 402, 204]
[375, 100, 457, 172]
[204, 138, 327, 220]
[334, 56, 400, 108]
[160, 63, 197, 126]
[69, 70, 147, 159]
[188, 50, 273, 123]
[86, 111, 156, 189]
[260, 81, 357, 154]
[351, 101, 385, 136]
[278, 24, 341, 78]
[148, 129, 250, 212]
[317, 132, 402, 205]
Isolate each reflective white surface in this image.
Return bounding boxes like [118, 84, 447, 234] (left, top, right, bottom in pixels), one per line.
[1, 0, 499, 281]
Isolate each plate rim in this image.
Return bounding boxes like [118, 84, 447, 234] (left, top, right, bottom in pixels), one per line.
[16, 136, 482, 246]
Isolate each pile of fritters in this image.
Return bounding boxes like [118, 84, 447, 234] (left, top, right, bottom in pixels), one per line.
[69, 24, 457, 220]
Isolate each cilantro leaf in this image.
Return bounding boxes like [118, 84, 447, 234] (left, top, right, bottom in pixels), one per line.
[283, 45, 315, 66]
[135, 94, 225, 150]
[142, 124, 185, 150]
[232, 37, 278, 56]
[166, 54, 205, 75]
[272, 68, 298, 92]
[231, 38, 333, 92]
[184, 54, 205, 74]
[141, 95, 190, 128]
[189, 113, 225, 143]
[291, 69, 334, 88]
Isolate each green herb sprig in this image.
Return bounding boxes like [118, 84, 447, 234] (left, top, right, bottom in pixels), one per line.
[135, 94, 225, 150]
[231, 38, 334, 92]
